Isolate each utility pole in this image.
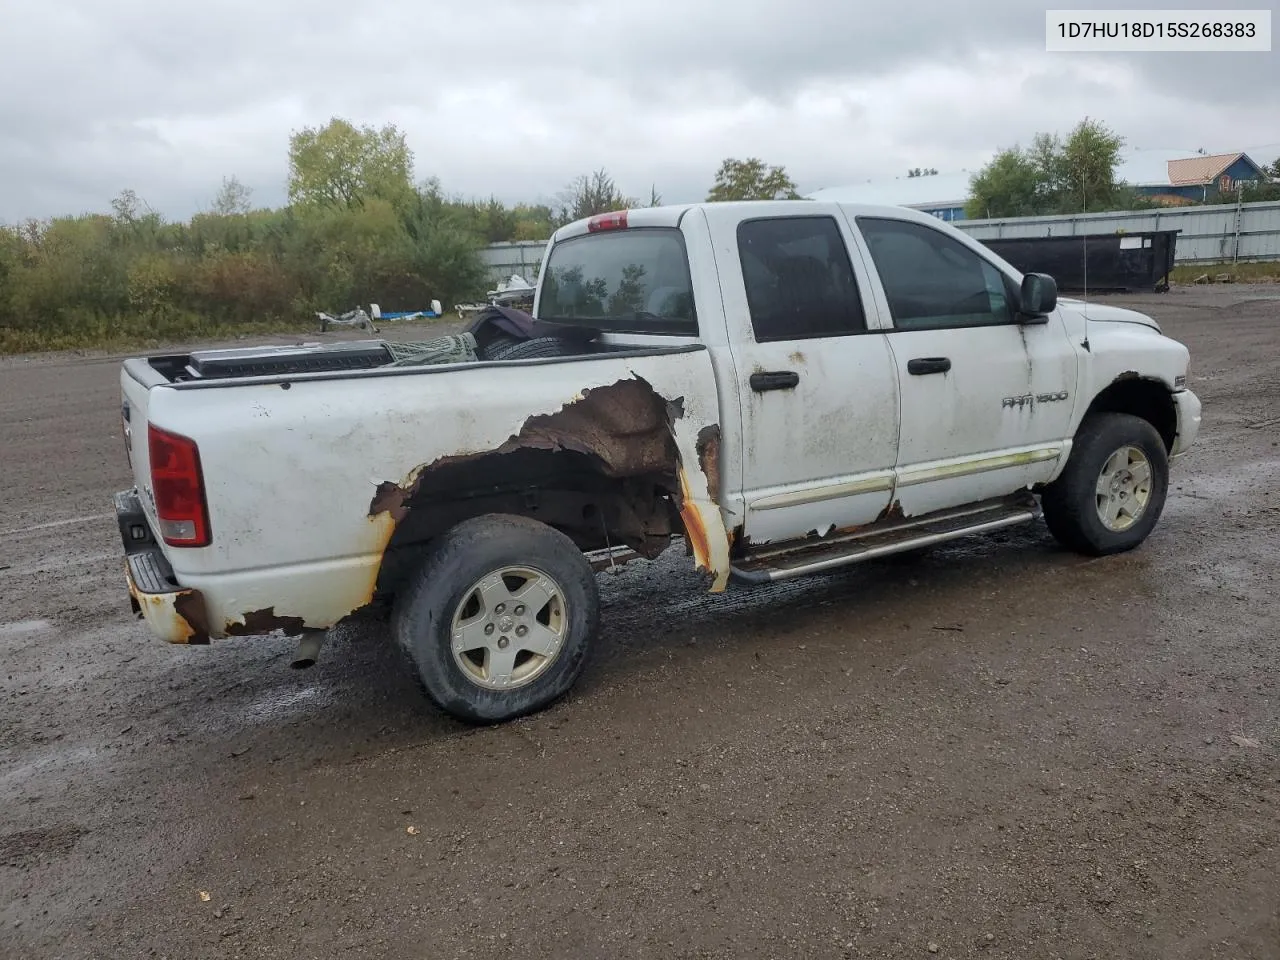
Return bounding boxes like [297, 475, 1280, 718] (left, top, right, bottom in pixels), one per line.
[1232, 182, 1244, 263]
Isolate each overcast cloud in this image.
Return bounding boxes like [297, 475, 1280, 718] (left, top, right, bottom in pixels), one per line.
[1, 0, 1277, 222]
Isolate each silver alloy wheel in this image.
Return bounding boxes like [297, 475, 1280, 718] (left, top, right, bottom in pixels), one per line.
[449, 565, 568, 690]
[1095, 444, 1153, 532]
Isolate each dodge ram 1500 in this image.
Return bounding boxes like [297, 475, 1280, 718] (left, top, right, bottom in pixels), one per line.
[114, 200, 1202, 722]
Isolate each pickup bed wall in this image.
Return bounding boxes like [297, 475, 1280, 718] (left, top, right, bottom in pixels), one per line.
[130, 346, 732, 640]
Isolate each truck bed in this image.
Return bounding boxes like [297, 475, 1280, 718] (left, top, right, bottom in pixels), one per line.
[118, 337, 732, 642]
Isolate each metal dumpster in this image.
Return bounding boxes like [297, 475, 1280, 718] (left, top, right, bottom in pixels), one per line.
[977, 230, 1179, 294]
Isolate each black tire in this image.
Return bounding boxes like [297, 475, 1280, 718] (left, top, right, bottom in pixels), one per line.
[1041, 412, 1169, 556]
[392, 514, 600, 724]
[482, 335, 582, 361]
[476, 333, 520, 358]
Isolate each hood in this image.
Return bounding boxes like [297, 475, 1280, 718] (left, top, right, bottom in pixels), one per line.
[1058, 298, 1161, 332]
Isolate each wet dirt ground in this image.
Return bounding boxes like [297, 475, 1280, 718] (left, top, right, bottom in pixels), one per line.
[1, 287, 1278, 960]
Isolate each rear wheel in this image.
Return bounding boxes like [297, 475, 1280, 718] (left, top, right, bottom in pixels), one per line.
[1041, 412, 1169, 556]
[393, 515, 600, 723]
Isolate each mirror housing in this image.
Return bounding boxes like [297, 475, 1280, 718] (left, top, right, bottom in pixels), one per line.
[1019, 272, 1057, 319]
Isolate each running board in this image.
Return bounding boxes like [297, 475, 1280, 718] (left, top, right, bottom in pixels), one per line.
[730, 497, 1040, 584]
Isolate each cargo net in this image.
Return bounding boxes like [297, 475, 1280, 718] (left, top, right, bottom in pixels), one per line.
[382, 333, 478, 367]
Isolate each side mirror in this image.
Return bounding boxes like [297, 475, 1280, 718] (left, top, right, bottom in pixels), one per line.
[1019, 272, 1057, 318]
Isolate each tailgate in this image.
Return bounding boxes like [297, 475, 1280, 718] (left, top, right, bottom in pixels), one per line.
[119, 362, 158, 526]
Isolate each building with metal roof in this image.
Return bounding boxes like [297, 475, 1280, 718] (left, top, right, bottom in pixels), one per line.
[806, 172, 973, 222]
[1142, 152, 1270, 203]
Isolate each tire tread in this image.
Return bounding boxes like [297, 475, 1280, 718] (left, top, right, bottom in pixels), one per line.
[392, 514, 600, 723]
[1042, 412, 1169, 556]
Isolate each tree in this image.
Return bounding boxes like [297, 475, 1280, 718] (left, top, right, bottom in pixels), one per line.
[706, 157, 801, 202]
[1266, 157, 1280, 180]
[511, 204, 557, 241]
[966, 149, 1043, 219]
[110, 189, 149, 223]
[907, 167, 939, 177]
[470, 196, 519, 244]
[287, 118, 414, 209]
[966, 118, 1125, 218]
[212, 176, 253, 216]
[555, 169, 636, 225]
[1059, 117, 1125, 212]
[1240, 176, 1280, 202]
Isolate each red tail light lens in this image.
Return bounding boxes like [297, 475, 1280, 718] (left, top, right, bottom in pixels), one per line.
[587, 210, 628, 232]
[148, 424, 211, 547]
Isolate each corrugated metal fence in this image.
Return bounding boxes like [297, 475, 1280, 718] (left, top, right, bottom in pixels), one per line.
[479, 241, 547, 285]
[954, 200, 1280, 264]
[481, 200, 1280, 275]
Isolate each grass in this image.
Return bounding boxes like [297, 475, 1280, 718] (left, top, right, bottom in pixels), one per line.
[1171, 261, 1280, 285]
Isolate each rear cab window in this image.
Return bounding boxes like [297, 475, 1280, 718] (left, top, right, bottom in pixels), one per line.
[538, 228, 697, 336]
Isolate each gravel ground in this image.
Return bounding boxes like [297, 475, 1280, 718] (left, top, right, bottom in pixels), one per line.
[1, 287, 1278, 960]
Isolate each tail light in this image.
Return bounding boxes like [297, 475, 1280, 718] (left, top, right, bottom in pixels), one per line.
[587, 210, 628, 232]
[148, 424, 211, 547]
[121, 399, 133, 469]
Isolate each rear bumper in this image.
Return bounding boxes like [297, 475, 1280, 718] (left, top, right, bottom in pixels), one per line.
[115, 490, 211, 644]
[1170, 388, 1202, 459]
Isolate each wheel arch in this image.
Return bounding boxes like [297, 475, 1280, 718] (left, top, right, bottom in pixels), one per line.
[366, 376, 730, 604]
[1079, 375, 1177, 452]
[373, 446, 687, 601]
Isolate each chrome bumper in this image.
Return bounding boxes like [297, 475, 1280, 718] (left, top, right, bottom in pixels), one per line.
[1170, 389, 1202, 459]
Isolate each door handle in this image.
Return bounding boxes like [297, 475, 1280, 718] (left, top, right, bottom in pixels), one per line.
[749, 370, 800, 392]
[907, 357, 951, 375]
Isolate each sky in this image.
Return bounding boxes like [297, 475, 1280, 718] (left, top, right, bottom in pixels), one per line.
[1, 0, 1278, 223]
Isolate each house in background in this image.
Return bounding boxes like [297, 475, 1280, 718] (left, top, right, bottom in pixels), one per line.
[1130, 152, 1270, 205]
[807, 150, 1273, 220]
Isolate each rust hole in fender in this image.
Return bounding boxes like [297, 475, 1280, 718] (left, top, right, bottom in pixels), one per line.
[225, 608, 307, 638]
[369, 481, 412, 523]
[877, 499, 906, 523]
[367, 376, 722, 597]
[695, 424, 721, 506]
[172, 592, 212, 645]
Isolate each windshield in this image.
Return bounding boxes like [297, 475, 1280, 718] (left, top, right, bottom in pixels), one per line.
[538, 228, 697, 335]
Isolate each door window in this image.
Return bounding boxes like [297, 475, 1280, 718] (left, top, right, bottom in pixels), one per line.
[737, 216, 867, 342]
[856, 217, 1015, 331]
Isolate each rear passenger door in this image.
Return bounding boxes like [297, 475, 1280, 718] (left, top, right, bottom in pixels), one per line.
[713, 212, 902, 546]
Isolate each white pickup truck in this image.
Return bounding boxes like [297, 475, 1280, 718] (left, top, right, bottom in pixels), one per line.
[115, 200, 1201, 722]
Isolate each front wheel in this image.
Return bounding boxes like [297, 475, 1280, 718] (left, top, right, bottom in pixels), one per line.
[393, 515, 600, 723]
[1041, 412, 1170, 556]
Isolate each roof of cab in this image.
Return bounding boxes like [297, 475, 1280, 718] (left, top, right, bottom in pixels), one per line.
[547, 199, 1026, 281]
[550, 199, 954, 242]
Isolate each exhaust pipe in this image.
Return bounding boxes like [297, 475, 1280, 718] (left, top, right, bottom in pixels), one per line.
[290, 630, 326, 669]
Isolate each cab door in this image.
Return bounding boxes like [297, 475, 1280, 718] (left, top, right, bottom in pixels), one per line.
[847, 213, 1079, 517]
[703, 207, 901, 546]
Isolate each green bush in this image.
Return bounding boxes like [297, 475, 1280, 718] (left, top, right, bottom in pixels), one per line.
[0, 187, 490, 353]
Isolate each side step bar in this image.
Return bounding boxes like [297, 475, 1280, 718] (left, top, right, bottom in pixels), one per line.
[730, 497, 1039, 584]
